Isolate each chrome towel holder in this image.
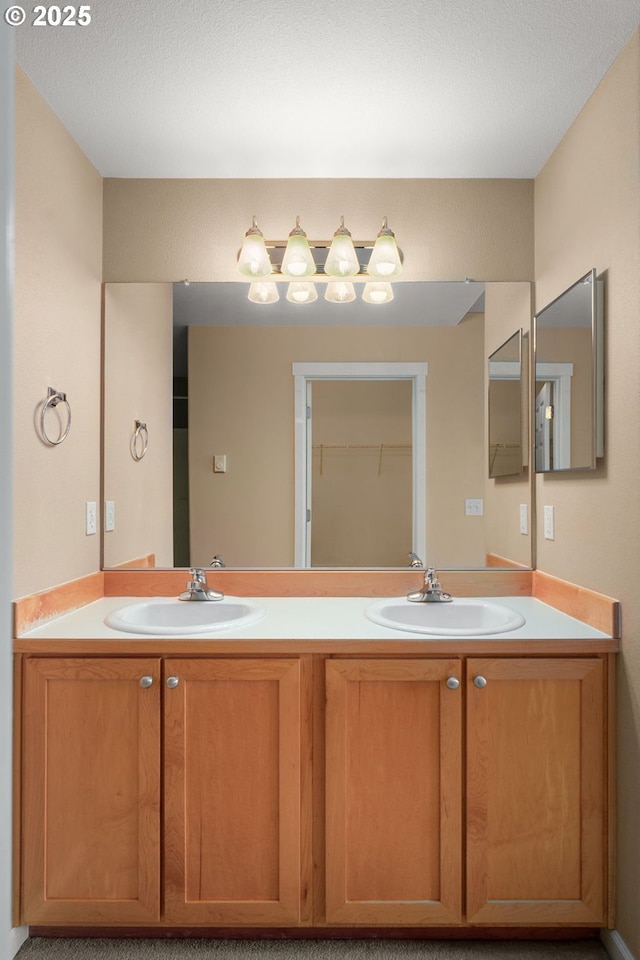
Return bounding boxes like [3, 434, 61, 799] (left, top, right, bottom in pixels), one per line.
[39, 387, 71, 446]
[131, 420, 149, 461]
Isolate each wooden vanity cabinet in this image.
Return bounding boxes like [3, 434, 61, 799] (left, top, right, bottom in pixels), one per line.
[20, 655, 310, 928]
[163, 657, 309, 925]
[19, 650, 609, 930]
[324, 655, 608, 927]
[324, 658, 463, 924]
[21, 657, 162, 924]
[466, 657, 606, 925]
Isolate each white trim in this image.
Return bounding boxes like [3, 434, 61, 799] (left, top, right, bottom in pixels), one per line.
[293, 362, 428, 567]
[0, 23, 22, 960]
[536, 361, 574, 379]
[489, 360, 521, 379]
[293, 375, 308, 567]
[8, 927, 29, 959]
[601, 929, 638, 960]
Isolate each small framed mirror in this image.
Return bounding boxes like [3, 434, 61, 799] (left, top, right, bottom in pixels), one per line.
[488, 330, 524, 479]
[534, 269, 604, 473]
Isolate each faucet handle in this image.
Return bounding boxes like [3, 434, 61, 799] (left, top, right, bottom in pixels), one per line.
[189, 567, 206, 583]
[424, 567, 440, 590]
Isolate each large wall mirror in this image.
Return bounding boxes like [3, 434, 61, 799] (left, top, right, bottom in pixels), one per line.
[102, 280, 533, 571]
[534, 269, 604, 472]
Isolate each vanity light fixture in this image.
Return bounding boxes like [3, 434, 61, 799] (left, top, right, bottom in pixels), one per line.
[324, 216, 360, 278]
[324, 281, 356, 303]
[280, 217, 317, 278]
[248, 281, 280, 304]
[286, 282, 318, 304]
[238, 216, 403, 303]
[362, 281, 395, 304]
[237, 216, 273, 278]
[367, 217, 403, 279]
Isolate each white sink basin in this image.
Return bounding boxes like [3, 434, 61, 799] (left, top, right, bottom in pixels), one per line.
[105, 598, 265, 636]
[365, 597, 525, 636]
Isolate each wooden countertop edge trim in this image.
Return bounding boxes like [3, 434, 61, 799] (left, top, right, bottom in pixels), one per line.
[13, 638, 620, 656]
[532, 571, 621, 638]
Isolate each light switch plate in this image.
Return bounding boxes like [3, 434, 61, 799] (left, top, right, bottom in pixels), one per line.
[543, 504, 555, 540]
[86, 501, 97, 536]
[213, 454, 227, 473]
[519, 503, 528, 535]
[465, 498, 483, 516]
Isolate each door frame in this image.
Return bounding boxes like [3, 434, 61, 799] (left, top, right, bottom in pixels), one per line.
[292, 362, 428, 568]
[535, 361, 573, 470]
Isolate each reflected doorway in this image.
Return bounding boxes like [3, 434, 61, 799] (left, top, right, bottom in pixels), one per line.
[293, 362, 427, 568]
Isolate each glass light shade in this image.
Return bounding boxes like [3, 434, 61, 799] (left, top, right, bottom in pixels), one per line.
[367, 230, 403, 279]
[362, 282, 394, 305]
[248, 281, 279, 304]
[324, 282, 356, 303]
[237, 222, 272, 278]
[324, 219, 360, 278]
[286, 282, 318, 304]
[281, 219, 316, 278]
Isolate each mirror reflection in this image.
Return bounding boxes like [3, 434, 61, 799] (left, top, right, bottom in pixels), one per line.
[488, 330, 524, 479]
[534, 269, 604, 472]
[102, 281, 533, 571]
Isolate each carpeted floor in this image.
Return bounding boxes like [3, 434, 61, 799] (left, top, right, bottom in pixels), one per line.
[15, 938, 610, 960]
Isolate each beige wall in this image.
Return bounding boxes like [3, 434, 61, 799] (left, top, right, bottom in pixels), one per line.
[534, 30, 640, 956]
[188, 321, 487, 569]
[103, 178, 534, 283]
[103, 283, 174, 568]
[13, 69, 103, 597]
[483, 282, 532, 566]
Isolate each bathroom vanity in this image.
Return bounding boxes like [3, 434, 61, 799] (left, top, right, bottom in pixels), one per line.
[13, 588, 618, 934]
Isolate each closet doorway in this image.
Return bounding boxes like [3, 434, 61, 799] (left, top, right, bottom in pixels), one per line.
[293, 362, 427, 567]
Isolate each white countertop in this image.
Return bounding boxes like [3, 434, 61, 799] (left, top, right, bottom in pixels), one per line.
[18, 595, 612, 643]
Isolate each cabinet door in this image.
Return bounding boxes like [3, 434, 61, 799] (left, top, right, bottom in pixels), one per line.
[325, 658, 462, 925]
[164, 658, 307, 925]
[22, 657, 161, 924]
[466, 657, 605, 924]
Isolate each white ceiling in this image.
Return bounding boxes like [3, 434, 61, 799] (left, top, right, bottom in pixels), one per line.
[15, 0, 640, 179]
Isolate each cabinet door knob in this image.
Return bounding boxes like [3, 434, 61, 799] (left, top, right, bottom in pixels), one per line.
[166, 676, 180, 688]
[139, 676, 153, 688]
[473, 675, 487, 688]
[446, 677, 460, 690]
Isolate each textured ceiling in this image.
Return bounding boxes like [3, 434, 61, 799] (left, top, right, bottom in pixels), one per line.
[15, 0, 640, 179]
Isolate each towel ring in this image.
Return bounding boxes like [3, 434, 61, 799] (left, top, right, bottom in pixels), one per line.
[131, 420, 149, 461]
[39, 387, 71, 446]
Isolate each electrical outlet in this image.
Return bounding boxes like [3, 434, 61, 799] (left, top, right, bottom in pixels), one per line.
[465, 498, 483, 516]
[543, 504, 555, 540]
[86, 501, 97, 536]
[519, 503, 528, 535]
[105, 500, 115, 532]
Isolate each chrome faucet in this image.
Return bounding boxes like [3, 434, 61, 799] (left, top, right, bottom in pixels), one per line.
[408, 552, 423, 568]
[178, 568, 224, 601]
[407, 566, 453, 603]
[209, 554, 226, 568]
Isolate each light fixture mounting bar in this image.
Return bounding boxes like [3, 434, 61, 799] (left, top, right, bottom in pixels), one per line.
[264, 242, 373, 274]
